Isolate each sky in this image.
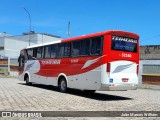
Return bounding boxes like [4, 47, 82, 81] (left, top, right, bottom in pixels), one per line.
[0, 0, 160, 45]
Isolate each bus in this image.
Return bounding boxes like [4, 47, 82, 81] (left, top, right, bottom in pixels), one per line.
[18, 30, 139, 93]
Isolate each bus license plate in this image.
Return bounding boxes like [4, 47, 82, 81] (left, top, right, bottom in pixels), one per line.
[122, 78, 128, 82]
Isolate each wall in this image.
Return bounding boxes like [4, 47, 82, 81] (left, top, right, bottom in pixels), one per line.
[0, 58, 19, 77]
[3, 34, 61, 58]
[139, 46, 160, 85]
[0, 50, 4, 58]
[140, 46, 160, 60]
[37, 34, 61, 44]
[0, 37, 5, 57]
[4, 35, 31, 58]
[139, 60, 160, 85]
[0, 37, 4, 46]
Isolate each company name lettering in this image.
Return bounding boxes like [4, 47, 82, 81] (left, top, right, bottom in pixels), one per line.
[42, 60, 61, 65]
[112, 36, 137, 43]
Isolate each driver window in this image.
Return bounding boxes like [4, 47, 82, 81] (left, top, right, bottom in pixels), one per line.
[18, 50, 27, 68]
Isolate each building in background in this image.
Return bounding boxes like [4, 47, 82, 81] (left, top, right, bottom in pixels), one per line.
[139, 45, 160, 85]
[0, 32, 61, 58]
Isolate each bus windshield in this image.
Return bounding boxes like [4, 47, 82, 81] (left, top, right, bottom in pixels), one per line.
[111, 36, 137, 53]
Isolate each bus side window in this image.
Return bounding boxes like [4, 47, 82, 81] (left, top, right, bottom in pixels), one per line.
[27, 48, 37, 60]
[36, 47, 43, 59]
[51, 44, 57, 58]
[33, 48, 37, 59]
[91, 37, 102, 55]
[45, 46, 51, 58]
[63, 42, 71, 57]
[27, 49, 33, 60]
[71, 41, 81, 57]
[57, 44, 64, 58]
[81, 39, 90, 56]
[18, 56, 24, 69]
[18, 50, 27, 69]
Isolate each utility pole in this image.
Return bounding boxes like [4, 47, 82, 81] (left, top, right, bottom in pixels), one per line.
[68, 21, 70, 38]
[22, 6, 32, 46]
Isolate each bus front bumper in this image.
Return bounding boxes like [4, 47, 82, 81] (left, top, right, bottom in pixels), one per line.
[99, 83, 138, 91]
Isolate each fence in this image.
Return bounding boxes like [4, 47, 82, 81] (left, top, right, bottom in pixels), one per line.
[0, 58, 18, 77]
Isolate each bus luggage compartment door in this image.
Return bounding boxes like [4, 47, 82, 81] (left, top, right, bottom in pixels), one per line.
[109, 61, 138, 84]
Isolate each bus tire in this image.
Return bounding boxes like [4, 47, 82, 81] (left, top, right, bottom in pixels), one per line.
[25, 75, 32, 85]
[84, 90, 96, 94]
[58, 77, 67, 93]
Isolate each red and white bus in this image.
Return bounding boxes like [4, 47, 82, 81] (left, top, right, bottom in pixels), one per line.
[18, 30, 139, 93]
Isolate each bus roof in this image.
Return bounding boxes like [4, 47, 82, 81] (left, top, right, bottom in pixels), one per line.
[25, 30, 139, 49]
[26, 40, 61, 49]
[62, 30, 139, 42]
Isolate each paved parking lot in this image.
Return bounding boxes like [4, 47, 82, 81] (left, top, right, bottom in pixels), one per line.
[0, 77, 160, 120]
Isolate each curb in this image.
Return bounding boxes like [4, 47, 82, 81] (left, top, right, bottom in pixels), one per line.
[139, 84, 160, 90]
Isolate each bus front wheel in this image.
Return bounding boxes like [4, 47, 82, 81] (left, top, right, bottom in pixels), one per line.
[25, 75, 32, 85]
[58, 77, 67, 93]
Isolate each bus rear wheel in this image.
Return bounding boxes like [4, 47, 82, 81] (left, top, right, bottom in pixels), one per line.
[25, 75, 32, 85]
[58, 77, 67, 93]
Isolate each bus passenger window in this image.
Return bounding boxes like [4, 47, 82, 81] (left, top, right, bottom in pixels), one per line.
[51, 44, 57, 58]
[45, 46, 51, 58]
[57, 44, 64, 58]
[91, 37, 102, 55]
[72, 41, 81, 57]
[63, 43, 71, 57]
[37, 47, 43, 59]
[81, 39, 90, 56]
[27, 49, 33, 60]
